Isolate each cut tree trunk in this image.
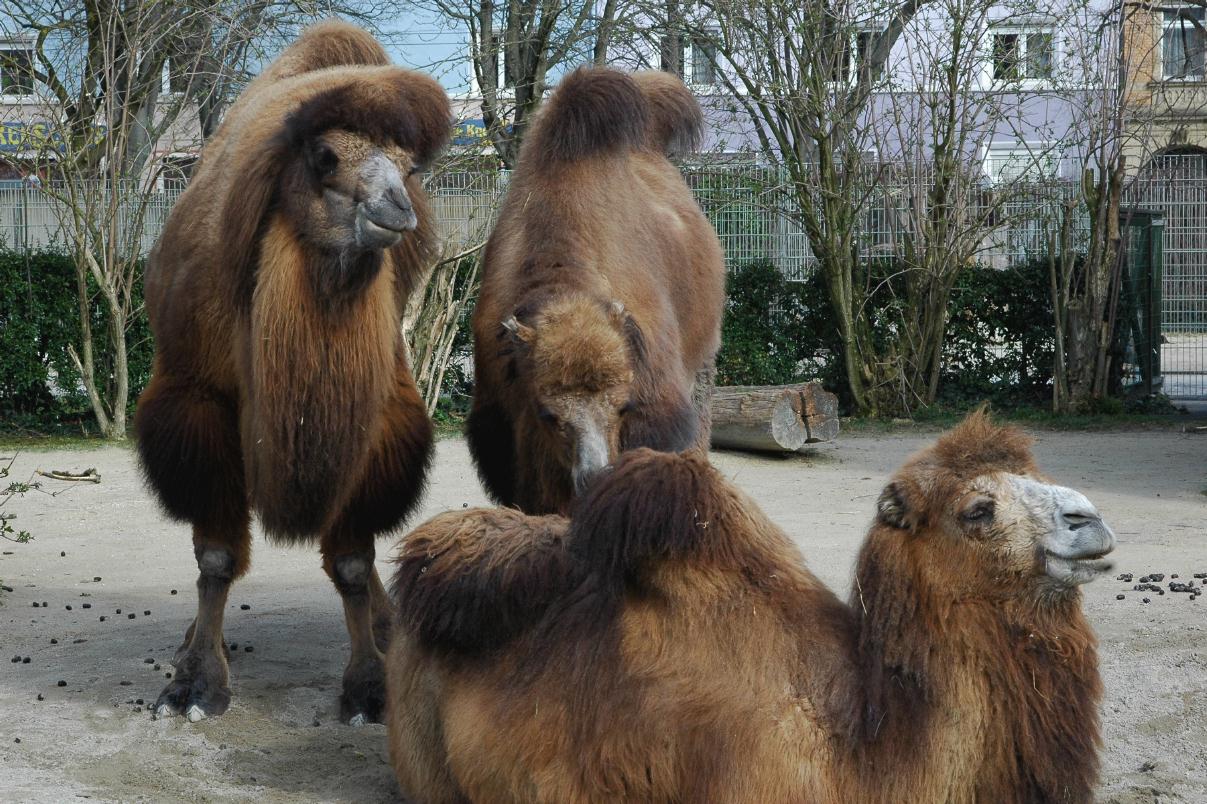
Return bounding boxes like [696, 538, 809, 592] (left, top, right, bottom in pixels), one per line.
[710, 382, 839, 453]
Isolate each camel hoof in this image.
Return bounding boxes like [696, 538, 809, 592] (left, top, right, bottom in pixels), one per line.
[186, 705, 207, 723]
[154, 703, 175, 719]
[348, 713, 368, 727]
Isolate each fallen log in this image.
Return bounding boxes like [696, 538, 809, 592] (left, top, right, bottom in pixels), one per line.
[710, 382, 839, 453]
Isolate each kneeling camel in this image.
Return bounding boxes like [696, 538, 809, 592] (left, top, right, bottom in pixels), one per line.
[386, 411, 1115, 802]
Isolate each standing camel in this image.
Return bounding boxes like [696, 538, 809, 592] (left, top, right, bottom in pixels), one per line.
[466, 67, 726, 514]
[134, 21, 449, 724]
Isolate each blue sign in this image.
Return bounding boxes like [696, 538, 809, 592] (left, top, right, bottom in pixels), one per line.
[0, 122, 65, 154]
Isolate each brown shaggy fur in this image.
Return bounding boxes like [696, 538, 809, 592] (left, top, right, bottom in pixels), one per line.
[466, 66, 724, 515]
[387, 412, 1105, 802]
[135, 21, 449, 722]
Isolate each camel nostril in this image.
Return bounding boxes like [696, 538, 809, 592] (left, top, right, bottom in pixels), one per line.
[386, 183, 412, 213]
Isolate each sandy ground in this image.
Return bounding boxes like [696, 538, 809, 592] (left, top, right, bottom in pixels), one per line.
[0, 428, 1204, 803]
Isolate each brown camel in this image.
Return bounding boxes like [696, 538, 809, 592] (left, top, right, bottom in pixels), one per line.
[386, 411, 1115, 802]
[134, 20, 450, 724]
[466, 66, 725, 514]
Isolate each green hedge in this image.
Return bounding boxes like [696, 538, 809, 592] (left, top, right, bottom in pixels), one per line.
[0, 248, 153, 433]
[717, 256, 1059, 407]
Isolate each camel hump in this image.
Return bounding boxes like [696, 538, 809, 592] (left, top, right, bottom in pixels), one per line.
[391, 509, 577, 656]
[268, 19, 390, 77]
[570, 448, 724, 582]
[527, 67, 649, 162]
[629, 70, 703, 156]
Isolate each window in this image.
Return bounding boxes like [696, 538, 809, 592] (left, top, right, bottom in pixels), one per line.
[162, 54, 193, 95]
[984, 143, 1058, 184]
[991, 28, 1054, 81]
[690, 33, 717, 85]
[0, 48, 34, 96]
[1162, 8, 1205, 80]
[830, 29, 880, 82]
[660, 32, 685, 77]
[159, 155, 197, 191]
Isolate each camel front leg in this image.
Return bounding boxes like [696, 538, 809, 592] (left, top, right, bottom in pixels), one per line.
[155, 525, 249, 721]
[691, 359, 716, 452]
[323, 536, 388, 725]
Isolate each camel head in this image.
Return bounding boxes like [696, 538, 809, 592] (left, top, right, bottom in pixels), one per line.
[871, 410, 1116, 602]
[503, 296, 637, 494]
[280, 127, 422, 255]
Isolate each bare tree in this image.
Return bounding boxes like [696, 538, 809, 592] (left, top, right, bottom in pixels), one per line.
[681, 0, 936, 414]
[405, 0, 623, 167]
[0, 1, 374, 439]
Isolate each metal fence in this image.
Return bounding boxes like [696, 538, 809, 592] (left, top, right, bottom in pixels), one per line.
[1, 161, 1203, 397]
[1127, 155, 1207, 398]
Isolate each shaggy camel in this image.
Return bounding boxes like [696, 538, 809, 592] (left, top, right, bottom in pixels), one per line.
[134, 21, 449, 724]
[386, 411, 1115, 802]
[466, 66, 725, 514]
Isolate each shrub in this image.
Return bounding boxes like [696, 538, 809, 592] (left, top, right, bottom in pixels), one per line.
[0, 247, 153, 433]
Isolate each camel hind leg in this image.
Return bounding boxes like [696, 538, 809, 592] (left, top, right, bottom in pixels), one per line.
[135, 373, 250, 721]
[323, 373, 433, 723]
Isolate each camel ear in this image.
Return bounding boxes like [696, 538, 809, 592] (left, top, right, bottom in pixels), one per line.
[501, 315, 536, 345]
[608, 300, 626, 324]
[876, 482, 912, 530]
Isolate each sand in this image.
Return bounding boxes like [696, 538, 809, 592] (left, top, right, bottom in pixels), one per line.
[0, 428, 1204, 802]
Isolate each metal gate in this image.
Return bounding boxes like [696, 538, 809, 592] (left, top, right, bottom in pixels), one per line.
[1128, 154, 1207, 399]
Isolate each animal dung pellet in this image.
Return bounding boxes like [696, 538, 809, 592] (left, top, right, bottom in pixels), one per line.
[22, 656, 30, 664]
[244, 645, 253, 653]
[13, 738, 20, 743]
[36, 694, 43, 701]
[99, 616, 106, 622]
[10, 655, 19, 663]
[115, 609, 121, 614]
[1150, 573, 1165, 582]
[1171, 574, 1179, 579]
[164, 672, 172, 679]
[1142, 597, 1151, 603]
[49, 639, 56, 644]
[143, 610, 150, 616]
[72, 639, 85, 644]
[60, 551, 65, 557]
[56, 680, 66, 686]
[1, 585, 12, 592]
[1116, 594, 1125, 600]
[119, 680, 131, 686]
[127, 613, 136, 619]
[154, 664, 161, 671]
[136, 698, 144, 705]
[31, 602, 39, 608]
[229, 643, 238, 651]
[240, 604, 250, 610]
[170, 589, 177, 595]
[312, 718, 321, 727]
[93, 577, 101, 582]
[143, 658, 154, 664]
[65, 605, 72, 610]
[81, 603, 91, 609]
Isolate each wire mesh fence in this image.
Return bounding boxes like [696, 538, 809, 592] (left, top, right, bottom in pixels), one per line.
[1, 158, 1203, 397]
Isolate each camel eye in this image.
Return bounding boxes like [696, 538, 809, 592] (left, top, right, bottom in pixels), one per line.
[309, 142, 339, 178]
[619, 400, 635, 416]
[962, 501, 995, 523]
[537, 407, 558, 425]
[407, 164, 423, 177]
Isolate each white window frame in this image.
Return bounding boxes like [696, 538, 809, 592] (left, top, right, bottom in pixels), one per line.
[686, 28, 720, 89]
[1159, 6, 1206, 82]
[988, 24, 1058, 86]
[982, 142, 1059, 185]
[0, 40, 37, 103]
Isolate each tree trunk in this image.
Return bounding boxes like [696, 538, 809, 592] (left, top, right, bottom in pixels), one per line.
[710, 382, 839, 453]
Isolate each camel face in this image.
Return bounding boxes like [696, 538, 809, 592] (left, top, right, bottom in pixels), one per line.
[948, 471, 1115, 590]
[290, 129, 420, 254]
[504, 297, 636, 491]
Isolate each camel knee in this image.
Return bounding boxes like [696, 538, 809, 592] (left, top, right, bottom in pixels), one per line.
[194, 546, 235, 581]
[330, 553, 374, 596]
